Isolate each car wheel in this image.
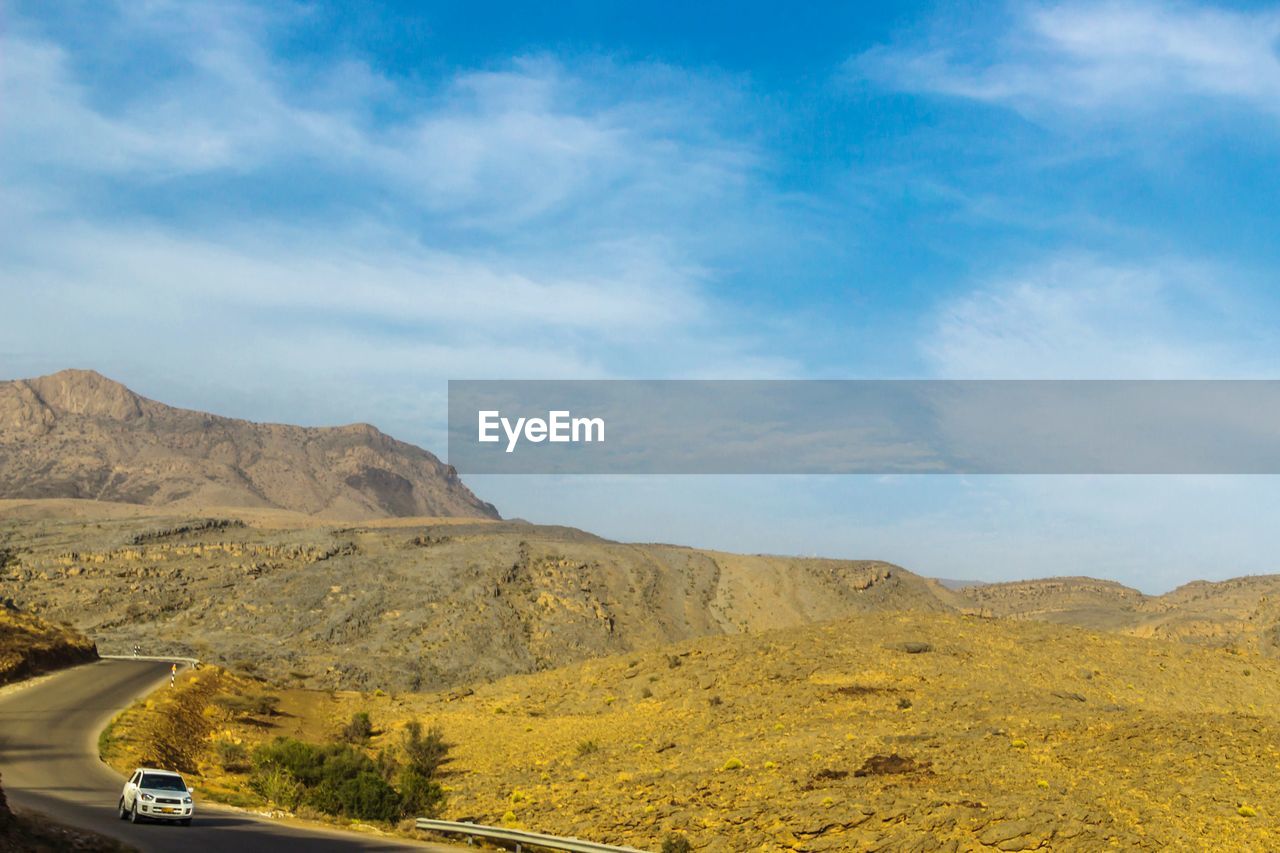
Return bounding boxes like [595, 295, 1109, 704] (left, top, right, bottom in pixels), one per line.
[129, 802, 140, 823]
[118, 798, 128, 820]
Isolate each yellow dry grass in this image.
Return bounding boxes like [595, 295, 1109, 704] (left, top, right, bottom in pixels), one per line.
[101, 611, 1280, 851]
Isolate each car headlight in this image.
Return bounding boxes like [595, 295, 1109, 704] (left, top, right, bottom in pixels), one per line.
[183, 796, 192, 804]
[141, 793, 154, 801]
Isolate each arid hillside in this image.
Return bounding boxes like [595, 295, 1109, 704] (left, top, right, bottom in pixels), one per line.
[105, 611, 1280, 851]
[0, 602, 97, 686]
[958, 574, 1280, 653]
[0, 370, 497, 520]
[0, 501, 959, 691]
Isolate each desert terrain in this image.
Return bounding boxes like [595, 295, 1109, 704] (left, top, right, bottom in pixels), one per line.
[102, 610, 1280, 851]
[5, 371, 1280, 850]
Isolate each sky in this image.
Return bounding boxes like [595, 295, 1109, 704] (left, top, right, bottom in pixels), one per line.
[3, 0, 1280, 591]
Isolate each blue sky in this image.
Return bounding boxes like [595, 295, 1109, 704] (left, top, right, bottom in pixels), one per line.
[4, 0, 1280, 590]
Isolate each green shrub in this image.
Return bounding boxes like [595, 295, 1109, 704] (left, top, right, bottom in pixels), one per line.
[250, 726, 449, 822]
[340, 711, 374, 743]
[253, 738, 332, 787]
[215, 740, 250, 772]
[576, 739, 600, 758]
[253, 737, 398, 820]
[307, 770, 402, 822]
[398, 767, 445, 818]
[398, 721, 450, 818]
[250, 766, 304, 810]
[402, 722, 449, 778]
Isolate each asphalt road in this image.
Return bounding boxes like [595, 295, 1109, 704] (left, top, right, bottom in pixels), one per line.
[0, 659, 457, 852]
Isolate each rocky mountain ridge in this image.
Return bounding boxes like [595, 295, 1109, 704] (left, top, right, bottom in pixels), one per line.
[0, 370, 497, 520]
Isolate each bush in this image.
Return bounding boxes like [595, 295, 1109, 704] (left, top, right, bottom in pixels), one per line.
[249, 725, 450, 822]
[340, 711, 374, 744]
[215, 740, 250, 772]
[398, 767, 445, 818]
[307, 771, 402, 822]
[576, 739, 601, 758]
[402, 722, 449, 778]
[252, 738, 396, 820]
[661, 835, 693, 853]
[398, 722, 449, 818]
[250, 766, 304, 810]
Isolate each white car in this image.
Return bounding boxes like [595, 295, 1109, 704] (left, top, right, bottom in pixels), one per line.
[118, 767, 195, 825]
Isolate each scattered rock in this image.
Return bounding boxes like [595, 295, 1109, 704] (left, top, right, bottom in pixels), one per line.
[977, 818, 1044, 851]
[853, 753, 930, 777]
[886, 641, 933, 654]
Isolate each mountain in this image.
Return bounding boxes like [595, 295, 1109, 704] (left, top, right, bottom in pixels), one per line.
[0, 370, 498, 520]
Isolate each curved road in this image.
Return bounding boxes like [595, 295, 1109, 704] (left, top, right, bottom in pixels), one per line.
[0, 659, 458, 852]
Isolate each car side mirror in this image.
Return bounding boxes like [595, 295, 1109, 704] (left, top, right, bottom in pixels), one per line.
[188, 787, 196, 794]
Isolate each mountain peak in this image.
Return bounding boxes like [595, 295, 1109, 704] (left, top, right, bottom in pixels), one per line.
[22, 369, 146, 421]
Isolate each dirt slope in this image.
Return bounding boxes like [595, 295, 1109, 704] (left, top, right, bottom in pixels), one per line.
[0, 370, 497, 520]
[0, 603, 97, 686]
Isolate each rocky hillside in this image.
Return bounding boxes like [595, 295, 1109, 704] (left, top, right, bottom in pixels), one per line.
[0, 503, 958, 691]
[113, 611, 1280, 851]
[0, 370, 497, 520]
[0, 602, 97, 686]
[958, 573, 1280, 653]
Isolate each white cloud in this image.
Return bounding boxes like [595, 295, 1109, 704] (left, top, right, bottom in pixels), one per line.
[856, 1, 1280, 118]
[0, 0, 794, 444]
[1, 4, 757, 232]
[923, 255, 1274, 378]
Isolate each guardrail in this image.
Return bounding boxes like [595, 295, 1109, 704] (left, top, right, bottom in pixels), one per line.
[100, 654, 201, 666]
[414, 819, 649, 852]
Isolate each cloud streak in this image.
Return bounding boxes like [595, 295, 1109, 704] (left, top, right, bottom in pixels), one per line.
[855, 1, 1280, 119]
[924, 254, 1277, 379]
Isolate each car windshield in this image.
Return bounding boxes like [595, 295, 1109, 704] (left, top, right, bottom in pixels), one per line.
[140, 773, 187, 791]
